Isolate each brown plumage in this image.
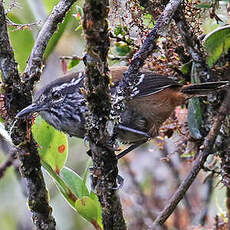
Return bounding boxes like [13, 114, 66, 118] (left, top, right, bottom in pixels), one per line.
[109, 66, 228, 143]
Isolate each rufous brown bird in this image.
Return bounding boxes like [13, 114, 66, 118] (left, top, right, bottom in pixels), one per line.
[16, 66, 228, 158]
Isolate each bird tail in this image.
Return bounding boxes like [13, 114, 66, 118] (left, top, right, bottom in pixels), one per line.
[181, 81, 229, 95]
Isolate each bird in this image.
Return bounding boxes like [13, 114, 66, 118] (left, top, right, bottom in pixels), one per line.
[16, 66, 229, 158]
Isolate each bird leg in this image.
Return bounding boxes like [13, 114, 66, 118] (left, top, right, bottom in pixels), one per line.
[118, 124, 150, 138]
[116, 140, 147, 159]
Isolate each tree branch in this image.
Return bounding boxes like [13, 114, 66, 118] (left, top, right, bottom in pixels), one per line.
[82, 0, 126, 229]
[173, 6, 214, 81]
[0, 2, 57, 229]
[121, 0, 182, 92]
[151, 91, 230, 228]
[23, 0, 77, 82]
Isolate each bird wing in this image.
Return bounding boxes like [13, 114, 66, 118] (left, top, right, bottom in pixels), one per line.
[133, 72, 181, 98]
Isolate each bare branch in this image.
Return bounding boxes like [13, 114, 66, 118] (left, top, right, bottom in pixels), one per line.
[121, 0, 183, 91]
[0, 2, 57, 229]
[23, 0, 77, 81]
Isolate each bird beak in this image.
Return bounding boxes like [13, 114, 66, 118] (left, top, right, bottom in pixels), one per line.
[16, 103, 44, 118]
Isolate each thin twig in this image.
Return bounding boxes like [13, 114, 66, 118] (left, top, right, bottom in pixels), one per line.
[151, 92, 230, 228]
[159, 140, 192, 215]
[115, 0, 183, 111]
[6, 18, 40, 31]
[123, 158, 155, 221]
[59, 55, 83, 61]
[123, 0, 182, 84]
[23, 0, 77, 81]
[0, 149, 17, 178]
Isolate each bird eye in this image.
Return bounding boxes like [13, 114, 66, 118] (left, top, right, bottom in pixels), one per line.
[51, 91, 62, 100]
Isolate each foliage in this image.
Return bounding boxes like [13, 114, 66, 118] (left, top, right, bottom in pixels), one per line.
[32, 117, 102, 229]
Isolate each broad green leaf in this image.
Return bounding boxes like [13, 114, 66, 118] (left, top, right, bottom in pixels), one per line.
[188, 98, 202, 140]
[42, 162, 102, 227]
[75, 196, 102, 229]
[42, 161, 77, 207]
[7, 13, 34, 72]
[32, 116, 68, 173]
[60, 167, 89, 198]
[203, 25, 230, 67]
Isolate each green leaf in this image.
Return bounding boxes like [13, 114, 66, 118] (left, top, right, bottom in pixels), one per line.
[7, 13, 34, 72]
[180, 61, 192, 75]
[115, 42, 131, 56]
[197, 3, 212, 8]
[203, 25, 230, 67]
[42, 161, 77, 207]
[75, 196, 102, 229]
[114, 24, 127, 36]
[42, 162, 102, 228]
[143, 13, 154, 28]
[68, 59, 81, 70]
[32, 116, 68, 173]
[60, 167, 89, 198]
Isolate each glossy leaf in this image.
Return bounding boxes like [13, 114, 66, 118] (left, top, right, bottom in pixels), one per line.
[42, 161, 77, 207]
[75, 196, 102, 229]
[203, 25, 230, 67]
[60, 167, 89, 198]
[32, 116, 68, 173]
[42, 162, 102, 228]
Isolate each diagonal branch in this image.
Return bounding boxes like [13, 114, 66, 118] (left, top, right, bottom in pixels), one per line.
[151, 91, 230, 228]
[0, 2, 57, 230]
[120, 0, 182, 93]
[23, 0, 77, 82]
